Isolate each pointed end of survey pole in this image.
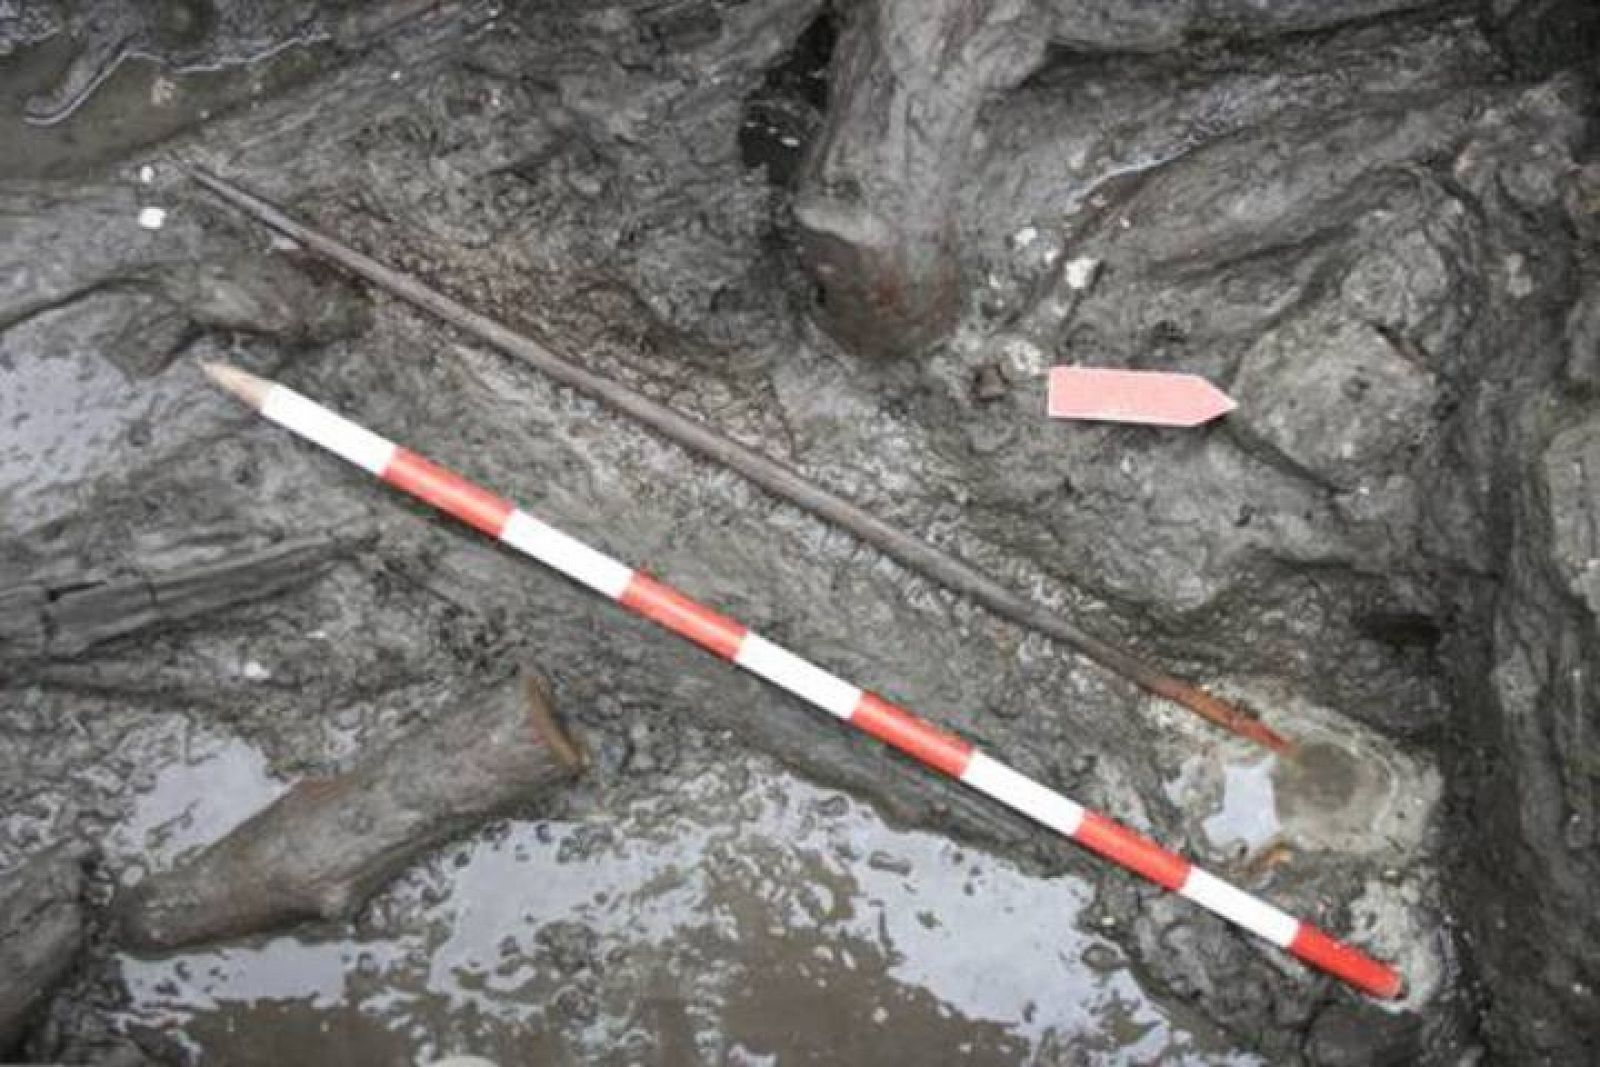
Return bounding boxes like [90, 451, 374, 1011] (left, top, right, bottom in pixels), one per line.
[1048, 366, 1237, 427]
[200, 360, 271, 411]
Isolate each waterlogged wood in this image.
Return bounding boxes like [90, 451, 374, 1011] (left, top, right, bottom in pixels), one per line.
[795, 0, 1046, 357]
[0, 847, 89, 1054]
[795, 0, 1450, 359]
[117, 674, 585, 954]
[0, 535, 352, 661]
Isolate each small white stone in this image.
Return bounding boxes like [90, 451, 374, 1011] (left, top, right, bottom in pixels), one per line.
[998, 336, 1047, 379]
[1013, 225, 1039, 247]
[242, 660, 271, 682]
[137, 206, 167, 230]
[1503, 252, 1534, 298]
[138, 164, 155, 184]
[1063, 255, 1100, 291]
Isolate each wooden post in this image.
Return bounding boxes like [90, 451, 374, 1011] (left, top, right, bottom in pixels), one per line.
[118, 673, 585, 954]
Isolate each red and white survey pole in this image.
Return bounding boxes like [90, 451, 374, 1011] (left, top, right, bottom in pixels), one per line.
[202, 362, 1402, 1000]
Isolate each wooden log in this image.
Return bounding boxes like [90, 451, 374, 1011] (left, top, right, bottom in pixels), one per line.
[0, 846, 90, 1055]
[0, 534, 352, 662]
[794, 0, 1046, 358]
[794, 0, 1449, 359]
[117, 673, 585, 954]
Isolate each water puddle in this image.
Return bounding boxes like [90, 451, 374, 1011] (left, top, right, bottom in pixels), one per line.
[107, 732, 286, 876]
[1177, 684, 1439, 864]
[0, 315, 228, 530]
[0, 315, 155, 527]
[116, 751, 1255, 1065]
[0, 19, 338, 179]
[1160, 679, 1449, 1008]
[1201, 756, 1280, 856]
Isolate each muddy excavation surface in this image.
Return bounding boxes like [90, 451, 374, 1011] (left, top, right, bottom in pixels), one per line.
[2, 1, 1599, 1064]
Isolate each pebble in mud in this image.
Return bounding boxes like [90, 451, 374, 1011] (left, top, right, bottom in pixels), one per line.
[867, 850, 912, 876]
[971, 363, 1010, 403]
[535, 920, 598, 975]
[1081, 943, 1121, 973]
[550, 984, 598, 1024]
[812, 794, 850, 818]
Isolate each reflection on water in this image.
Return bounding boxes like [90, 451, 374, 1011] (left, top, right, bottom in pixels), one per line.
[117, 750, 1256, 1065]
[0, 314, 221, 530]
[0, 314, 154, 528]
[108, 734, 286, 873]
[1201, 756, 1280, 856]
[1176, 683, 1440, 867]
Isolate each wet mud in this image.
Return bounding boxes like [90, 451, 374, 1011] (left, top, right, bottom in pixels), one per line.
[2, 1, 1598, 1064]
[112, 743, 1249, 1065]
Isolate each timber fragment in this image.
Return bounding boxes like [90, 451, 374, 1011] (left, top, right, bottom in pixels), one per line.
[795, 0, 1046, 357]
[117, 674, 585, 954]
[0, 534, 351, 662]
[0, 846, 91, 1055]
[795, 0, 1452, 358]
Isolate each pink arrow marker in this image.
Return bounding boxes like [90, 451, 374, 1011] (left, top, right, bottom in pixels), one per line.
[1048, 366, 1236, 427]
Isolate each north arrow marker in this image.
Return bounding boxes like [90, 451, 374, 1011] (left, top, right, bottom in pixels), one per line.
[1048, 366, 1237, 427]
